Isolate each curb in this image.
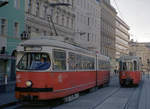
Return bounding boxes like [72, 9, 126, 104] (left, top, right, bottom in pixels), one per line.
[0, 101, 18, 108]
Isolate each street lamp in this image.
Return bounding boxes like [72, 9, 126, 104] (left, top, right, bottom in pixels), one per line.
[46, 2, 71, 36]
[0, 1, 8, 7]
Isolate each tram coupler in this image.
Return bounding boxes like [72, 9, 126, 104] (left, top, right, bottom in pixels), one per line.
[125, 78, 133, 86]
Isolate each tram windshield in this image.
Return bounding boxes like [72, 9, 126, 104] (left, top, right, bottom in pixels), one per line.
[17, 53, 51, 70]
[119, 60, 139, 71]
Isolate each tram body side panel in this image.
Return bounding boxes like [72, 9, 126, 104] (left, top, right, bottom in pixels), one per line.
[104, 70, 110, 84]
[132, 71, 141, 84]
[15, 70, 98, 100]
[15, 71, 55, 100]
[119, 71, 141, 85]
[97, 71, 104, 86]
[127, 71, 141, 84]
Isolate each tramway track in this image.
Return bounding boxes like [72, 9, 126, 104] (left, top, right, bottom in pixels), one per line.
[123, 88, 136, 109]
[91, 87, 121, 109]
[92, 85, 142, 109]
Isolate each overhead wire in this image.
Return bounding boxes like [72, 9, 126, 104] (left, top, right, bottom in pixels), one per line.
[112, 0, 127, 22]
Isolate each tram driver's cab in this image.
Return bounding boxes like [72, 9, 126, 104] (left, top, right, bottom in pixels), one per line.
[16, 46, 52, 71]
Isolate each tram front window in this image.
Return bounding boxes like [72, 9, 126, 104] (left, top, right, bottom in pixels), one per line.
[17, 53, 51, 70]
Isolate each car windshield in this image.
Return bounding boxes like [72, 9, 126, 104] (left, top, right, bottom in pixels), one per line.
[17, 53, 51, 70]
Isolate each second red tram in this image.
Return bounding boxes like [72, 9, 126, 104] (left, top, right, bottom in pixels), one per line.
[119, 56, 141, 87]
[15, 38, 110, 101]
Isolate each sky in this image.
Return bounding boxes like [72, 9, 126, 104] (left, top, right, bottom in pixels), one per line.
[111, 0, 150, 42]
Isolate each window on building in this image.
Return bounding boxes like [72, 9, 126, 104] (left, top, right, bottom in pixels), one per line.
[87, 33, 90, 41]
[67, 0, 69, 3]
[56, 11, 59, 24]
[88, 17, 90, 26]
[62, 14, 65, 26]
[0, 19, 7, 36]
[71, 17, 74, 29]
[26, 25, 31, 36]
[35, 28, 39, 34]
[14, 0, 20, 9]
[43, 31, 46, 36]
[66, 16, 69, 27]
[36, 0, 40, 16]
[43, 5, 47, 19]
[14, 22, 19, 37]
[71, 0, 74, 7]
[28, 0, 32, 13]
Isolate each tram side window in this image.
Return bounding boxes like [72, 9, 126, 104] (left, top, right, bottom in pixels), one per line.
[53, 49, 66, 71]
[98, 60, 102, 70]
[123, 62, 127, 71]
[104, 61, 107, 70]
[76, 54, 82, 70]
[128, 62, 133, 71]
[119, 61, 123, 71]
[68, 52, 76, 70]
[99, 60, 105, 70]
[68, 52, 95, 70]
[134, 61, 137, 71]
[79, 55, 86, 70]
[88, 57, 94, 70]
[106, 61, 110, 70]
[81, 55, 94, 70]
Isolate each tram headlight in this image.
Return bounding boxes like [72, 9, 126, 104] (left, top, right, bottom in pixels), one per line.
[26, 80, 32, 87]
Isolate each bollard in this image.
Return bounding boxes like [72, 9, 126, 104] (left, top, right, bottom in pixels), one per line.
[5, 74, 8, 85]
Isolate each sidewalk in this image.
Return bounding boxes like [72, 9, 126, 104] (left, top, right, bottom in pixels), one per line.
[138, 75, 150, 109]
[0, 91, 18, 107]
[0, 81, 18, 108]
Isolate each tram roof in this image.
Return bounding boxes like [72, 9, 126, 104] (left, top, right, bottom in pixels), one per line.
[119, 55, 140, 61]
[19, 37, 109, 60]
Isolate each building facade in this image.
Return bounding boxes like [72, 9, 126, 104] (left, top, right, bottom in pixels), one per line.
[25, 0, 75, 42]
[115, 16, 130, 59]
[99, 0, 117, 59]
[74, 0, 101, 52]
[129, 42, 150, 72]
[0, 0, 25, 90]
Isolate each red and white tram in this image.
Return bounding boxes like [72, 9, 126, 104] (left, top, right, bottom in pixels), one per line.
[119, 56, 142, 87]
[15, 38, 110, 101]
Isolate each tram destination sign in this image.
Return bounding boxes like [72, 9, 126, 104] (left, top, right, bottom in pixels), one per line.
[24, 47, 42, 51]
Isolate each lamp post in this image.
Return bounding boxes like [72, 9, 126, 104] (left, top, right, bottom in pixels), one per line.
[0, 1, 8, 7]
